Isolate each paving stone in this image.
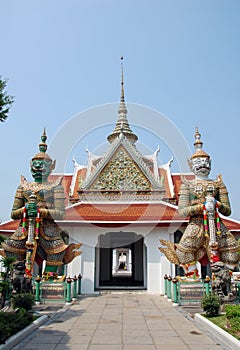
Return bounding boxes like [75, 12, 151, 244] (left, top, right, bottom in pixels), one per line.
[123, 346, 156, 350]
[12, 294, 231, 350]
[91, 334, 122, 345]
[123, 335, 154, 345]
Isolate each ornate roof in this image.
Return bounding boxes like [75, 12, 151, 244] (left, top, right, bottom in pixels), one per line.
[64, 201, 181, 222]
[79, 136, 164, 196]
[107, 59, 138, 144]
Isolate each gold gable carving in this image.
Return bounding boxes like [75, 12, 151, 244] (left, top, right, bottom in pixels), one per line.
[90, 147, 152, 191]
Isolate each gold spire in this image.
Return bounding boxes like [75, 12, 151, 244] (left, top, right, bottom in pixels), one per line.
[193, 127, 203, 151]
[190, 127, 210, 159]
[31, 129, 56, 170]
[118, 56, 127, 116]
[121, 56, 125, 102]
[107, 57, 138, 144]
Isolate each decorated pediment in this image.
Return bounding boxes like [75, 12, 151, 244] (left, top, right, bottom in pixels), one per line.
[80, 137, 165, 195]
[90, 146, 151, 191]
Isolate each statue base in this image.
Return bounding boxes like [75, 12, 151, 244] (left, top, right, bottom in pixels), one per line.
[37, 281, 67, 302]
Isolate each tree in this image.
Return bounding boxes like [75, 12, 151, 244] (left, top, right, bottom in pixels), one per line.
[0, 256, 16, 309]
[0, 77, 14, 122]
[0, 235, 16, 308]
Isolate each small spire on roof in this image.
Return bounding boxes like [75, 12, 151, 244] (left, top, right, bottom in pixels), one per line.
[107, 57, 138, 144]
[118, 56, 127, 116]
[121, 56, 125, 103]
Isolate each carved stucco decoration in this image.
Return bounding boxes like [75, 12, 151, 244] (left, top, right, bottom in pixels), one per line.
[90, 147, 151, 191]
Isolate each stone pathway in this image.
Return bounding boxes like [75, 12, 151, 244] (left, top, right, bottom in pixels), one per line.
[12, 293, 230, 350]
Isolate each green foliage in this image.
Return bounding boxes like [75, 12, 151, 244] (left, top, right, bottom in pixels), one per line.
[0, 77, 14, 122]
[0, 235, 5, 245]
[225, 304, 240, 319]
[225, 304, 240, 335]
[0, 308, 34, 344]
[227, 317, 240, 334]
[206, 314, 240, 340]
[201, 293, 221, 317]
[11, 293, 35, 311]
[1, 256, 16, 269]
[0, 254, 16, 309]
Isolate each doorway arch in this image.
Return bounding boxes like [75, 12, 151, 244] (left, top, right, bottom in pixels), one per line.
[95, 231, 146, 289]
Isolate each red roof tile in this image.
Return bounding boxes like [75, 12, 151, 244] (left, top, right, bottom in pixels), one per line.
[172, 173, 195, 202]
[0, 220, 20, 231]
[220, 217, 240, 232]
[158, 168, 172, 198]
[0, 219, 20, 237]
[48, 174, 73, 205]
[64, 202, 184, 222]
[1, 205, 240, 235]
[72, 168, 87, 199]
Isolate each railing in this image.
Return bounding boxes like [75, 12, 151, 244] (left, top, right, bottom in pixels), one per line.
[33, 274, 82, 304]
[232, 281, 240, 302]
[163, 274, 210, 305]
[163, 274, 240, 305]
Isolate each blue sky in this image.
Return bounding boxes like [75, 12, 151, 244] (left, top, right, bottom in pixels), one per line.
[0, 0, 240, 222]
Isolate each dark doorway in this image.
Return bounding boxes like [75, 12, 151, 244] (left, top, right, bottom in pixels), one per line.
[96, 231, 146, 289]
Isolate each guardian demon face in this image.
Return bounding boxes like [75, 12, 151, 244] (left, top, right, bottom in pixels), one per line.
[30, 158, 53, 182]
[30, 129, 55, 183]
[190, 156, 211, 177]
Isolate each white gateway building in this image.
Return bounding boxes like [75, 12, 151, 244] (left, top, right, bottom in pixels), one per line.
[1, 76, 239, 295]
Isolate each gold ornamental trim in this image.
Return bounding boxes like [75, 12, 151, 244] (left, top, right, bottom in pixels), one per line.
[20, 175, 63, 192]
[45, 260, 64, 266]
[44, 245, 68, 255]
[2, 243, 26, 254]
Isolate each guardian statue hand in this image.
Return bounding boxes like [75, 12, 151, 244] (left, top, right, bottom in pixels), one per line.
[26, 202, 37, 218]
[205, 196, 215, 212]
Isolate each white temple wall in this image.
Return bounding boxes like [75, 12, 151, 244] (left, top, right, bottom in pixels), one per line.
[65, 224, 176, 294]
[66, 226, 99, 294]
[145, 227, 174, 295]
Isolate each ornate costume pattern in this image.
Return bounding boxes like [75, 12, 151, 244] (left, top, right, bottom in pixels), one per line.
[160, 128, 239, 278]
[1, 130, 81, 278]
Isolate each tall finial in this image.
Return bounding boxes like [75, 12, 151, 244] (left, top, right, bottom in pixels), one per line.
[189, 126, 210, 160]
[31, 128, 56, 170]
[121, 56, 124, 102]
[39, 128, 48, 153]
[118, 56, 127, 116]
[107, 58, 138, 144]
[194, 127, 203, 151]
